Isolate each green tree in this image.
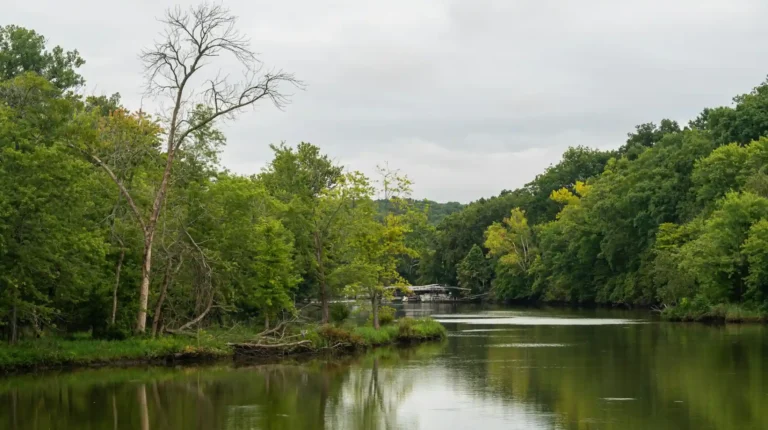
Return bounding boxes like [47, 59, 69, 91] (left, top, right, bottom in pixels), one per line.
[339, 168, 416, 329]
[484, 208, 538, 300]
[195, 176, 299, 329]
[73, 4, 300, 333]
[260, 142, 344, 314]
[0, 75, 110, 342]
[457, 245, 492, 295]
[741, 219, 768, 304]
[0, 25, 85, 90]
[707, 78, 768, 146]
[618, 119, 681, 159]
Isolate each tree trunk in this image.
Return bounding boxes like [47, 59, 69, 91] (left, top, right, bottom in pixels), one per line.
[372, 292, 380, 330]
[136, 237, 154, 334]
[135, 138, 177, 334]
[111, 248, 125, 326]
[313, 231, 329, 323]
[264, 314, 270, 330]
[151, 260, 173, 338]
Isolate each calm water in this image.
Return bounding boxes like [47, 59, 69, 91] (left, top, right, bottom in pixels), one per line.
[3, 304, 768, 430]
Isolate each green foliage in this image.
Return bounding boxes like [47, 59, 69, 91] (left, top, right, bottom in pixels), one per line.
[329, 303, 351, 324]
[0, 25, 85, 90]
[396, 317, 446, 341]
[524, 146, 614, 224]
[457, 244, 492, 295]
[316, 324, 365, 347]
[376, 199, 464, 225]
[424, 75, 768, 313]
[368, 306, 395, 326]
[425, 190, 531, 285]
[706, 78, 768, 146]
[619, 119, 681, 160]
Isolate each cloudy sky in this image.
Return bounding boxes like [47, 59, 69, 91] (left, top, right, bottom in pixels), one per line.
[8, 0, 768, 202]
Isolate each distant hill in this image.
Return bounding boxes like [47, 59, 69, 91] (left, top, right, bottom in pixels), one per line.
[375, 199, 464, 225]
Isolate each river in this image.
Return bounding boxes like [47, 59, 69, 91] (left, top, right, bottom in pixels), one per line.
[2, 304, 767, 430]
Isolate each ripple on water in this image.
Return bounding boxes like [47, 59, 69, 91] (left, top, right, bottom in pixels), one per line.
[460, 328, 524, 333]
[433, 316, 644, 326]
[490, 343, 569, 348]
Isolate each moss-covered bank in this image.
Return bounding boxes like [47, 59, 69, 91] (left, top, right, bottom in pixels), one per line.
[0, 318, 446, 373]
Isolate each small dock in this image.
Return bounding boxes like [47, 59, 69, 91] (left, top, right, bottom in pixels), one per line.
[387, 284, 471, 302]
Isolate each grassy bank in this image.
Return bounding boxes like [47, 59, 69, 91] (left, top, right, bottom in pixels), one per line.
[0, 318, 446, 373]
[662, 303, 768, 323]
[316, 317, 446, 347]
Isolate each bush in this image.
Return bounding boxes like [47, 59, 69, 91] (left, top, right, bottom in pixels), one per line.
[330, 303, 351, 324]
[316, 325, 363, 347]
[368, 306, 396, 326]
[379, 306, 396, 325]
[397, 318, 446, 341]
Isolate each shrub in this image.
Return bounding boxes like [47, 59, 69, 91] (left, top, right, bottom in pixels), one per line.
[379, 306, 396, 325]
[397, 318, 446, 341]
[330, 303, 351, 324]
[316, 325, 363, 347]
[368, 306, 396, 326]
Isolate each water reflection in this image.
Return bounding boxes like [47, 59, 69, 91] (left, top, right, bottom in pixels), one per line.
[1, 307, 768, 430]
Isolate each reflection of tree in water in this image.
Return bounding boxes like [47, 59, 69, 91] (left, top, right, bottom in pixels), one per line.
[0, 343, 443, 430]
[326, 348, 419, 430]
[438, 323, 768, 430]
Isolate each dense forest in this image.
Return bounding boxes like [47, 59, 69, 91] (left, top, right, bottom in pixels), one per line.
[3, 4, 768, 344]
[425, 84, 768, 320]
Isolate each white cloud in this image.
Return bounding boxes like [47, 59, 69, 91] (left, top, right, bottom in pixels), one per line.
[8, 0, 768, 202]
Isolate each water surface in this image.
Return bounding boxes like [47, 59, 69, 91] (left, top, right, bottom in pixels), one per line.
[2, 304, 767, 430]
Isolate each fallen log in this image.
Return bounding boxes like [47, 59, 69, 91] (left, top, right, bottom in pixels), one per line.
[228, 340, 314, 356]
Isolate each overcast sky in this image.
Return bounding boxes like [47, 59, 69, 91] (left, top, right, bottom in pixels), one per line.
[7, 0, 768, 202]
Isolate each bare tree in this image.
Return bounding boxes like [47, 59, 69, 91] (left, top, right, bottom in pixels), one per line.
[82, 3, 301, 333]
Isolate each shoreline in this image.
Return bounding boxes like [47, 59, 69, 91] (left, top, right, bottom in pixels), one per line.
[487, 300, 768, 324]
[0, 318, 446, 375]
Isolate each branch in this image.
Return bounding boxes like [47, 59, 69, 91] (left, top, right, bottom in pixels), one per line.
[173, 71, 301, 150]
[174, 292, 214, 332]
[70, 144, 147, 233]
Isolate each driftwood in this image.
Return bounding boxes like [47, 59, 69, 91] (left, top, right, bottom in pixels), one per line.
[229, 340, 313, 356]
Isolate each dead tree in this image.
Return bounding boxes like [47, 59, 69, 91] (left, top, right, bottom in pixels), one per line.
[83, 3, 301, 333]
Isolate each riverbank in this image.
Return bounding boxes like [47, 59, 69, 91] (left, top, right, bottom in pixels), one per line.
[661, 303, 768, 323]
[494, 299, 768, 324]
[0, 318, 446, 374]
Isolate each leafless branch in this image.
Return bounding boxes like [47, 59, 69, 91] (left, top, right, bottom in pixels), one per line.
[141, 2, 303, 154]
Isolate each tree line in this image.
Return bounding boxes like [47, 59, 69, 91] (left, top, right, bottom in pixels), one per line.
[424, 77, 768, 318]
